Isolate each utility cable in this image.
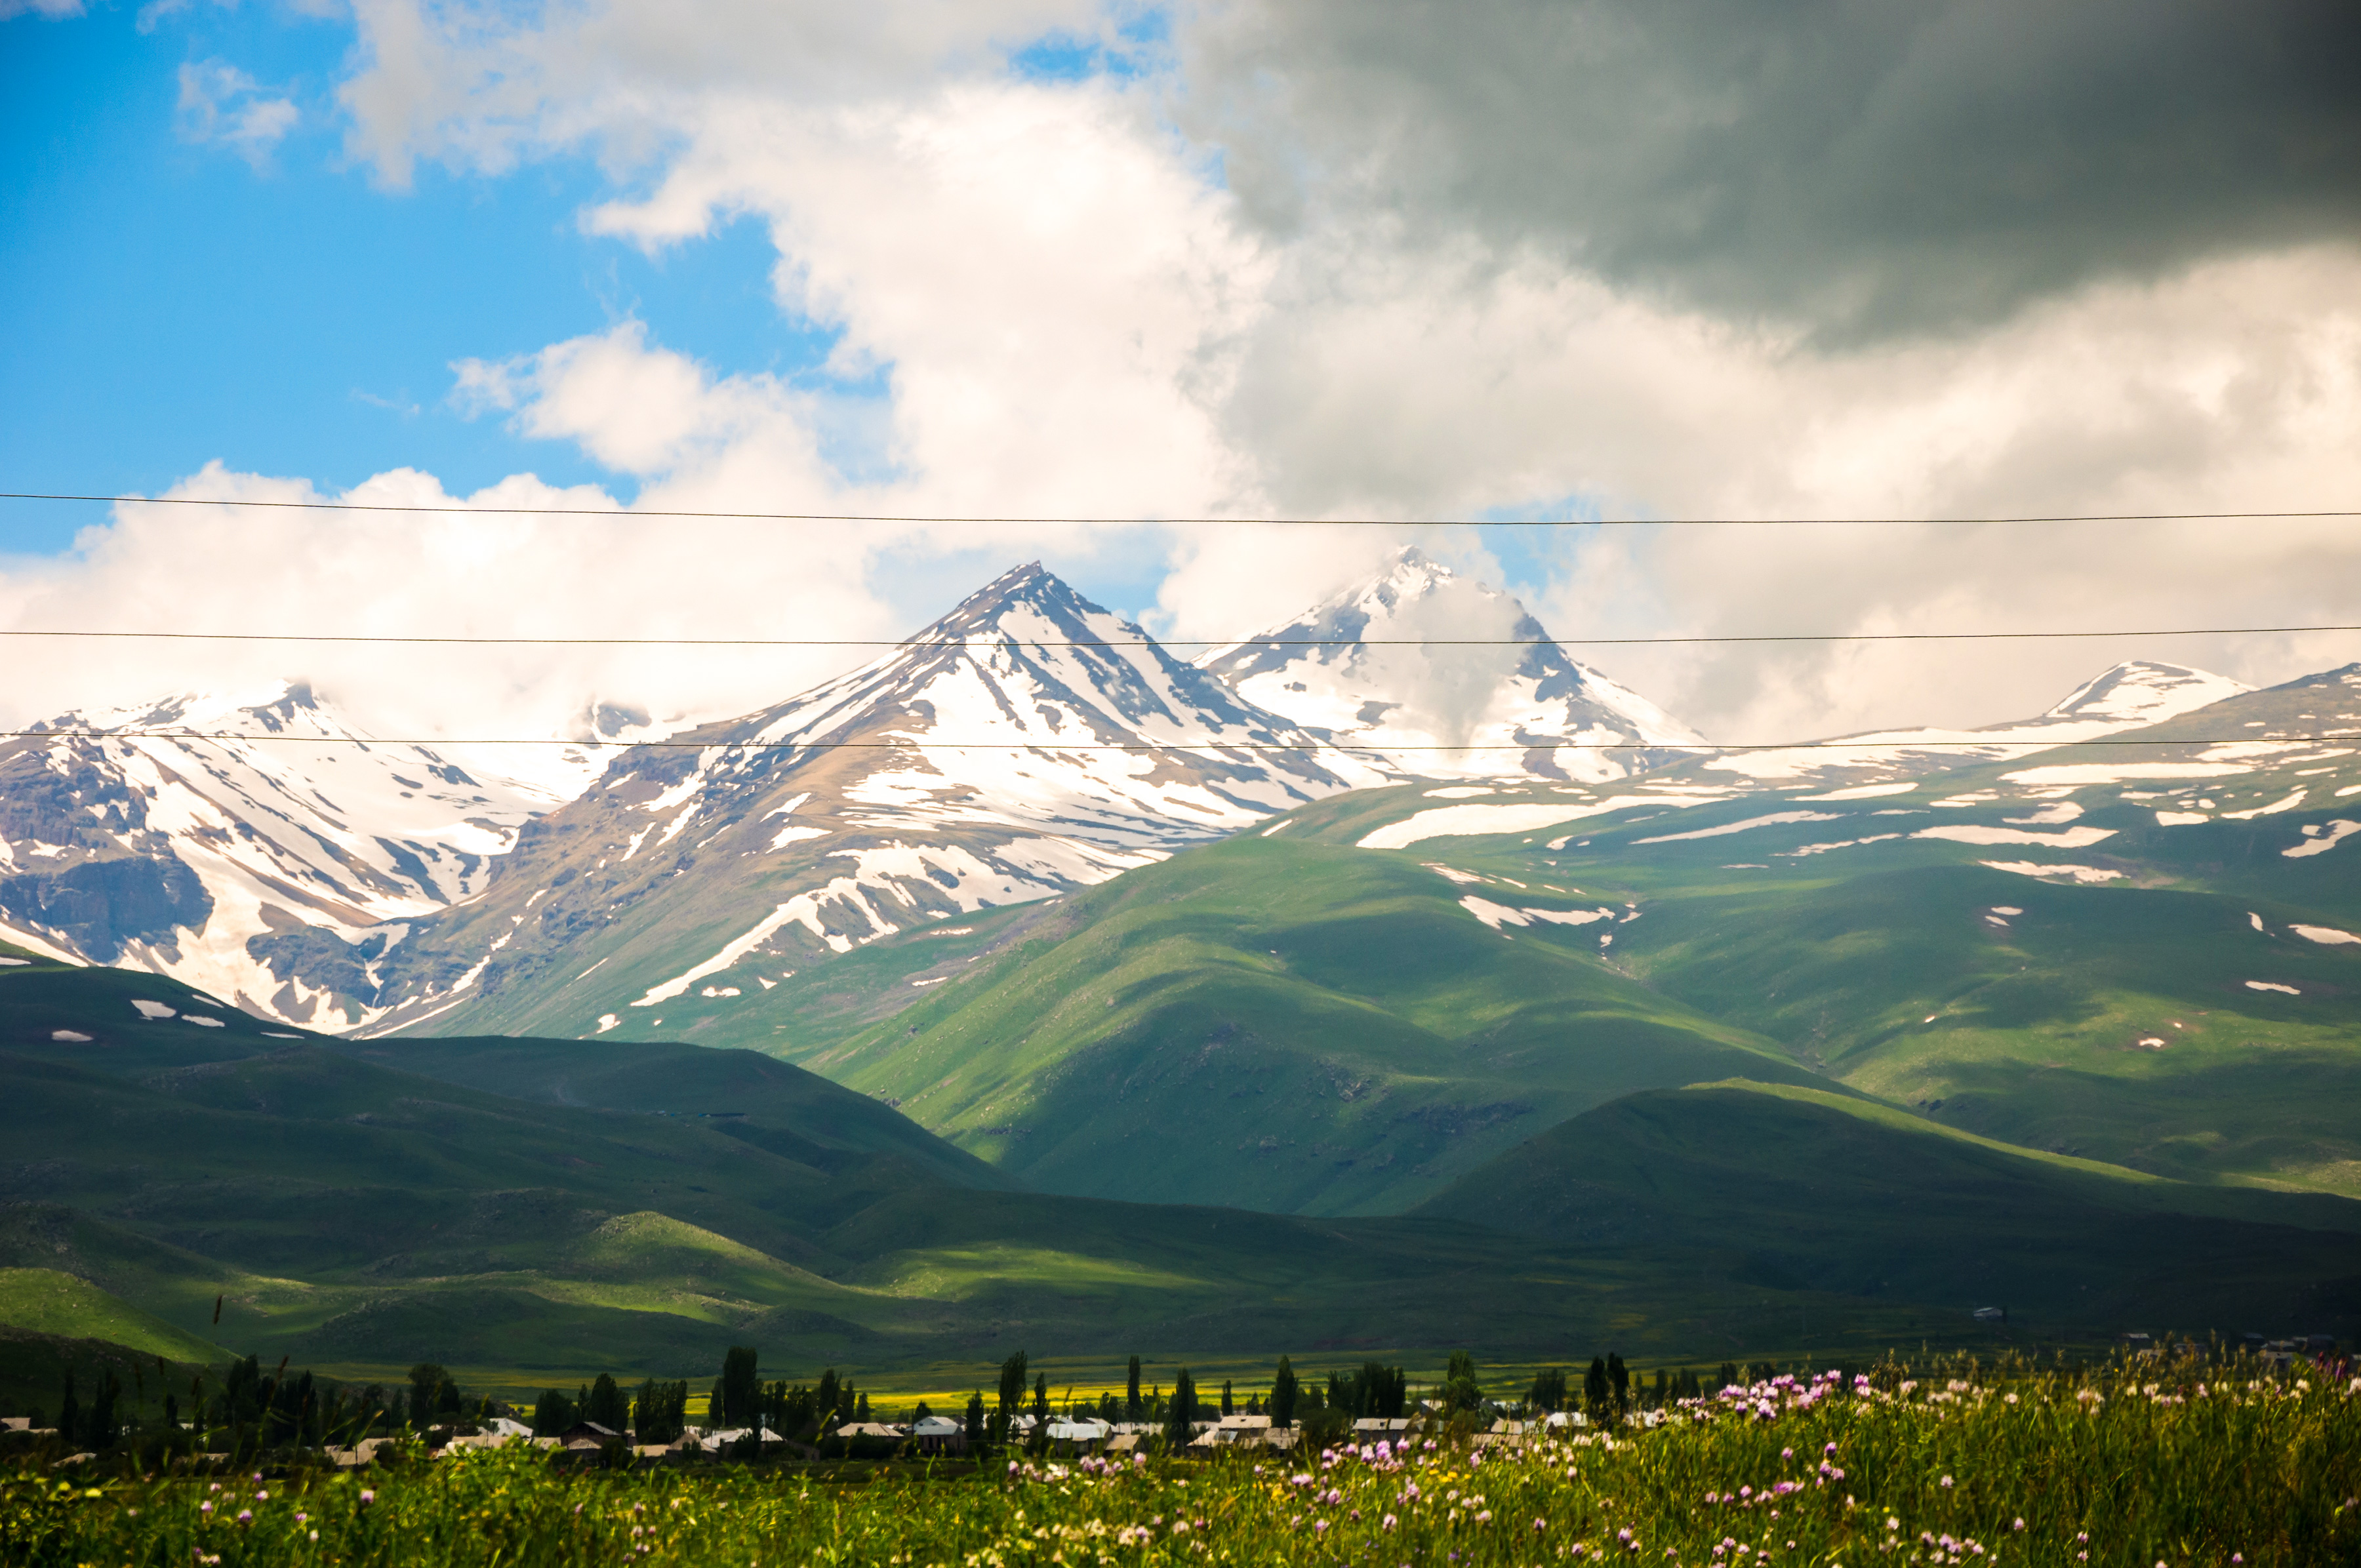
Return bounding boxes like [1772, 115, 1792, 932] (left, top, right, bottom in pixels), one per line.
[2, 624, 2353, 649]
[8, 732, 2355, 752]
[5, 491, 2360, 527]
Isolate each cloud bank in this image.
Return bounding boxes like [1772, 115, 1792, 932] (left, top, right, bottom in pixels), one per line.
[5, 0, 2359, 755]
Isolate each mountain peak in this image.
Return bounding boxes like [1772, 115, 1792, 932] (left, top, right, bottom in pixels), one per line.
[1200, 553, 1699, 780]
[923, 560, 1102, 641]
[2044, 660, 2250, 725]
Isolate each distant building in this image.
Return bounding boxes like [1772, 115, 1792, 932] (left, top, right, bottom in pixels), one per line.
[910, 1415, 966, 1453]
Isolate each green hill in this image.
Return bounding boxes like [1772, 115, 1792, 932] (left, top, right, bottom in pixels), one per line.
[1413, 1079, 2361, 1333]
[809, 834, 1822, 1214]
[0, 1268, 228, 1366]
[0, 1325, 212, 1430]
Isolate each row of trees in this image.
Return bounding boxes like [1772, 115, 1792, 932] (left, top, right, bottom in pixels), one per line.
[40, 1342, 1739, 1460]
[1526, 1357, 1739, 1419]
[35, 1356, 494, 1460]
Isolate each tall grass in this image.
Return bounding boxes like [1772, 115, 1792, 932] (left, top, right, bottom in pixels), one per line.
[7, 1359, 2356, 1566]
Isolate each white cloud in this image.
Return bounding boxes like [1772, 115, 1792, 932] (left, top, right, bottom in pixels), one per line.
[0, 461, 904, 756]
[0, 0, 85, 18]
[176, 61, 300, 169]
[9, 0, 2360, 759]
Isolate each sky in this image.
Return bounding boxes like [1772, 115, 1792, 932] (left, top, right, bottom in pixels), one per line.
[4, 0, 2360, 765]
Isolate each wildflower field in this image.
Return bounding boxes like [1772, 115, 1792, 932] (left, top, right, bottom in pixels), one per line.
[7, 1365, 2358, 1568]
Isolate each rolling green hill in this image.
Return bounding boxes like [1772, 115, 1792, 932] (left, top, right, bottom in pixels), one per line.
[1415, 1079, 2361, 1333]
[807, 834, 1824, 1214]
[0, 952, 1916, 1374]
[9, 933, 2361, 1381]
[0, 1268, 228, 1366]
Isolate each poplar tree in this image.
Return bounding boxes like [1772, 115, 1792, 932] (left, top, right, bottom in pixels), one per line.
[1270, 1356, 1299, 1428]
[721, 1346, 760, 1426]
[587, 1373, 626, 1432]
[1125, 1356, 1142, 1420]
[1583, 1357, 1610, 1423]
[997, 1350, 1029, 1440]
[1442, 1351, 1482, 1413]
[1163, 1369, 1196, 1447]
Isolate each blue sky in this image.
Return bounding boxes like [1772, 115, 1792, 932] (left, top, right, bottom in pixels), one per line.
[0, 1, 850, 556]
[3, 0, 2352, 745]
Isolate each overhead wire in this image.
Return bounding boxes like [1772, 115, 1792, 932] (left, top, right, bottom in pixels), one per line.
[7, 731, 2355, 752]
[5, 490, 2360, 527]
[1, 624, 2354, 648]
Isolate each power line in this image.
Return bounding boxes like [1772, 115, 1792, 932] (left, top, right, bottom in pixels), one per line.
[10, 731, 2356, 752]
[5, 490, 2360, 527]
[3, 624, 2354, 649]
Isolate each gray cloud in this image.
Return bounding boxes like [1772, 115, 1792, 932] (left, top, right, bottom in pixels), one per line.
[1182, 0, 2361, 338]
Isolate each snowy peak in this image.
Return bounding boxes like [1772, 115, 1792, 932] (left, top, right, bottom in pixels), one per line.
[1201, 547, 1701, 782]
[1700, 658, 2253, 788]
[2043, 661, 2251, 725]
[0, 679, 571, 1028]
[346, 564, 1382, 1040]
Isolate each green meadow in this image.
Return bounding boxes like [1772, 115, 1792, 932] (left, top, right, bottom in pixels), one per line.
[6, 1357, 2357, 1568]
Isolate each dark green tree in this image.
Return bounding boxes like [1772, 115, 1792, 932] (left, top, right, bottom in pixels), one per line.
[533, 1390, 573, 1436]
[408, 1365, 450, 1432]
[1221, 1379, 1234, 1417]
[815, 1369, 840, 1426]
[56, 1371, 79, 1447]
[1125, 1356, 1142, 1420]
[1270, 1356, 1299, 1428]
[1527, 1367, 1569, 1413]
[1032, 1373, 1049, 1424]
[964, 1390, 985, 1447]
[1164, 1369, 1196, 1447]
[995, 1350, 1028, 1440]
[586, 1373, 628, 1432]
[1583, 1357, 1610, 1423]
[85, 1369, 122, 1450]
[1442, 1350, 1482, 1413]
[1607, 1354, 1630, 1417]
[721, 1346, 760, 1427]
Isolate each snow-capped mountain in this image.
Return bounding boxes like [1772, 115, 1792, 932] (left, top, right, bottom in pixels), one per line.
[350, 564, 1381, 1039]
[1697, 660, 2253, 788]
[1199, 548, 1703, 782]
[0, 683, 588, 1020]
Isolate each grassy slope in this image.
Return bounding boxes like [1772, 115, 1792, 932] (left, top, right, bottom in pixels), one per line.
[810, 834, 1823, 1215]
[1247, 673, 2361, 1199]
[0, 952, 1957, 1375]
[1612, 859, 2361, 1189]
[0, 1268, 228, 1365]
[0, 1325, 211, 1429]
[323, 1035, 1013, 1191]
[1414, 1079, 2361, 1335]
